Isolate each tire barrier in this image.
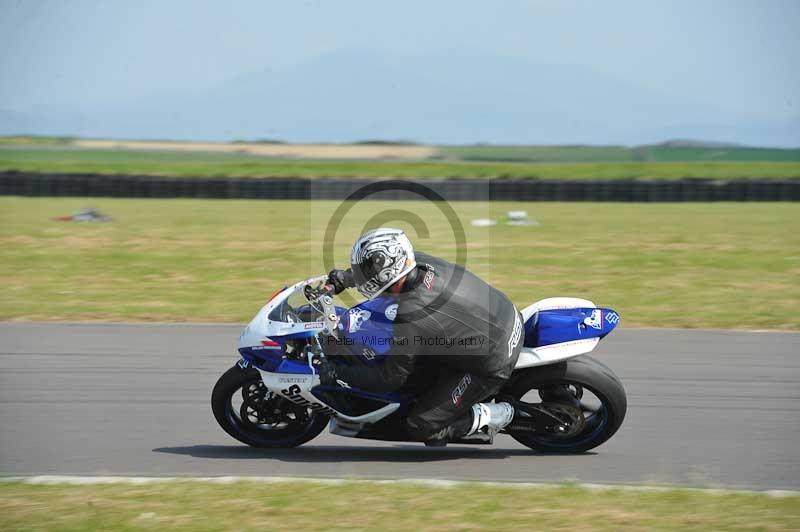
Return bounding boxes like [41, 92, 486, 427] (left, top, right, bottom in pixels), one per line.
[1, 171, 798, 201]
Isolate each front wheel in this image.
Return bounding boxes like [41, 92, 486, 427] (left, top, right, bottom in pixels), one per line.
[211, 365, 329, 448]
[506, 356, 627, 453]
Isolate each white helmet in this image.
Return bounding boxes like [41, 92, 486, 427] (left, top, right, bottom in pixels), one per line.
[350, 228, 416, 299]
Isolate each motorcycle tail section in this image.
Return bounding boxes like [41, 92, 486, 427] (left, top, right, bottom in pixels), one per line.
[515, 297, 620, 369]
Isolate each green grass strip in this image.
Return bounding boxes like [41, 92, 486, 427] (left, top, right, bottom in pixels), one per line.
[1, 479, 798, 531]
[2, 147, 800, 180]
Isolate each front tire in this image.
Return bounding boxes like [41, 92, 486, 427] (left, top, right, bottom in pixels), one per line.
[506, 356, 627, 453]
[211, 365, 329, 448]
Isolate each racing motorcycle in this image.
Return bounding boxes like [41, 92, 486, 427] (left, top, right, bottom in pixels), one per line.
[212, 276, 627, 452]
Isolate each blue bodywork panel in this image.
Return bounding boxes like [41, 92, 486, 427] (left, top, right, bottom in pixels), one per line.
[336, 296, 398, 364]
[523, 307, 620, 348]
[311, 384, 413, 406]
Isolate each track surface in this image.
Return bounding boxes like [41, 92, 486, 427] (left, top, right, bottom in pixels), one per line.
[1, 323, 798, 490]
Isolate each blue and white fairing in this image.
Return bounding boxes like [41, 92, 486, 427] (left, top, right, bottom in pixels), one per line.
[236, 280, 326, 376]
[235, 277, 408, 423]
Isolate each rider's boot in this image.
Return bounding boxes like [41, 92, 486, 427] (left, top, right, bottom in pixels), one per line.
[428, 402, 515, 444]
[421, 402, 515, 446]
[459, 401, 516, 442]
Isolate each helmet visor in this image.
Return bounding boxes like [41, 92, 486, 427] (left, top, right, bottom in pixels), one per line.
[351, 252, 385, 293]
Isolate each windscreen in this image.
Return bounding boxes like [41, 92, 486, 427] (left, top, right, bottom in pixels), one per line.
[267, 288, 324, 324]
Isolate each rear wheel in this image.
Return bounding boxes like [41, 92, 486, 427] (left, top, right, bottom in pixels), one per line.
[211, 365, 329, 448]
[506, 356, 627, 453]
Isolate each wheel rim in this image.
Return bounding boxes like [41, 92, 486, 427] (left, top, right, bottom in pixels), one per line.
[225, 376, 321, 441]
[513, 380, 611, 448]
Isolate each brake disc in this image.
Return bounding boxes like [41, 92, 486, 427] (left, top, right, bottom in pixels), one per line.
[240, 381, 283, 426]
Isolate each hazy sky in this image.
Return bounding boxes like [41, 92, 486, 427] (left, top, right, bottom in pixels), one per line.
[1, 0, 798, 141]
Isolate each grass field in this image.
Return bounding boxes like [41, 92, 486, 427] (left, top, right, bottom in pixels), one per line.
[1, 480, 798, 531]
[2, 146, 800, 180]
[1, 197, 798, 329]
[441, 144, 800, 163]
[0, 135, 73, 146]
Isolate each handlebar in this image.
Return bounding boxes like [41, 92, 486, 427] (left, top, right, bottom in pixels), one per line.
[303, 277, 340, 338]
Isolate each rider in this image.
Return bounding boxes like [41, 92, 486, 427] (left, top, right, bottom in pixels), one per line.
[315, 227, 522, 444]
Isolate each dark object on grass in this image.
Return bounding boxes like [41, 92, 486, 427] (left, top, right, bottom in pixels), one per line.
[54, 208, 112, 222]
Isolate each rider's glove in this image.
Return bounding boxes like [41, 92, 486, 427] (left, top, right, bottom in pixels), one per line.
[312, 356, 338, 386]
[327, 269, 355, 295]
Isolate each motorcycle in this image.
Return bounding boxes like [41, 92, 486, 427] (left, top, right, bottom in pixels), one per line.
[212, 276, 627, 452]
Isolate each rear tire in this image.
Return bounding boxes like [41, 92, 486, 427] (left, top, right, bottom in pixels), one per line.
[211, 365, 329, 448]
[506, 356, 627, 453]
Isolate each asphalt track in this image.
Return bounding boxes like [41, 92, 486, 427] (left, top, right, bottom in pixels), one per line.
[1, 323, 798, 490]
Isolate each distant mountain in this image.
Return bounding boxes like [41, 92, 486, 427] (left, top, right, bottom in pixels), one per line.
[1, 49, 798, 147]
[652, 139, 747, 149]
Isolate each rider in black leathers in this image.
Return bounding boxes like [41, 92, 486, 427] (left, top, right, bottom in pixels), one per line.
[317, 229, 522, 443]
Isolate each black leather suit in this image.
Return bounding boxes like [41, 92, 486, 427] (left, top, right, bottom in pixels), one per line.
[331, 252, 523, 440]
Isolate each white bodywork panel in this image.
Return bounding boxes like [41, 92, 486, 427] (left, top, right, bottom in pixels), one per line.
[520, 297, 596, 320]
[256, 367, 401, 424]
[515, 297, 600, 369]
[238, 276, 328, 351]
